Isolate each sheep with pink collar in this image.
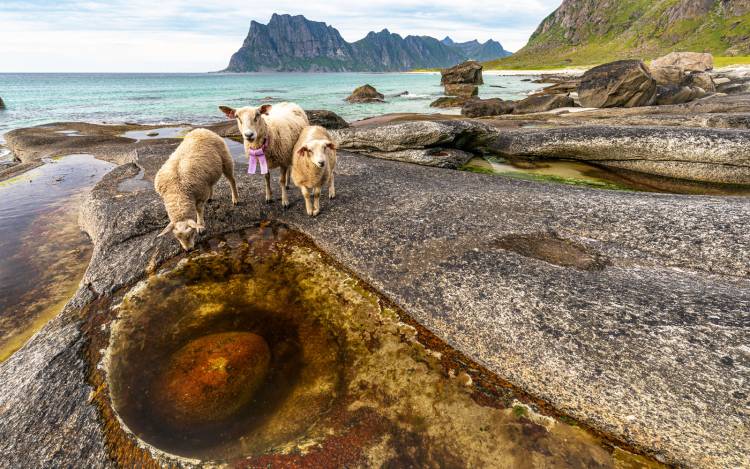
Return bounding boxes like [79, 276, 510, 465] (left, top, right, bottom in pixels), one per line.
[219, 102, 309, 207]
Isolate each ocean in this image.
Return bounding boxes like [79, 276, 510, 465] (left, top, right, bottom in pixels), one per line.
[0, 72, 542, 139]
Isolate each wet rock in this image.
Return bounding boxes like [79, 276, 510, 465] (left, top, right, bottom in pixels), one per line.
[682, 71, 716, 93]
[0, 97, 5, 109]
[512, 94, 575, 115]
[487, 125, 750, 184]
[429, 96, 470, 108]
[444, 83, 478, 98]
[153, 332, 271, 425]
[306, 109, 349, 129]
[651, 52, 714, 72]
[346, 84, 385, 103]
[654, 85, 707, 106]
[578, 60, 657, 108]
[440, 60, 483, 85]
[461, 98, 515, 117]
[650, 65, 685, 86]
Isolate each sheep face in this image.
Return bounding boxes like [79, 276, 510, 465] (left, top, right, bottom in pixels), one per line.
[297, 139, 336, 169]
[158, 220, 201, 251]
[219, 104, 272, 148]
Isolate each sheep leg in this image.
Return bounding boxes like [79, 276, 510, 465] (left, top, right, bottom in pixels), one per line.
[279, 166, 289, 208]
[264, 173, 273, 203]
[196, 201, 206, 232]
[207, 187, 214, 202]
[328, 173, 336, 199]
[223, 170, 239, 205]
[313, 187, 321, 217]
[285, 166, 292, 189]
[301, 187, 314, 216]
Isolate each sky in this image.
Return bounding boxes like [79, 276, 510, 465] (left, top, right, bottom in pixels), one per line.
[0, 1, 562, 73]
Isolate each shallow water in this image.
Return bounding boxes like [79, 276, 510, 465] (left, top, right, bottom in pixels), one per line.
[121, 126, 189, 141]
[99, 224, 664, 468]
[0, 154, 115, 361]
[464, 156, 750, 195]
[0, 73, 543, 137]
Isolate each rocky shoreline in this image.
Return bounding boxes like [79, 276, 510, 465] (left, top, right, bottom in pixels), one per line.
[0, 62, 749, 467]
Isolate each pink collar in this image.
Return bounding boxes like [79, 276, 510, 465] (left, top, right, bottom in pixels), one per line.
[247, 137, 269, 175]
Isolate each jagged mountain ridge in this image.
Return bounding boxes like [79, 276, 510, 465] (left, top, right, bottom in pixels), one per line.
[224, 14, 511, 72]
[494, 0, 750, 68]
[442, 37, 511, 62]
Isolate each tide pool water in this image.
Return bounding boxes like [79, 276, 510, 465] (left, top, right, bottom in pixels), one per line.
[0, 73, 542, 138]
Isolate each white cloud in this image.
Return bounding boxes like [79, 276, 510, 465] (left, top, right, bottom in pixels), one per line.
[0, 1, 562, 72]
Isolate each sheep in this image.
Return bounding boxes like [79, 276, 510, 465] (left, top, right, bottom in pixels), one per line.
[154, 128, 239, 250]
[291, 125, 337, 217]
[219, 102, 308, 208]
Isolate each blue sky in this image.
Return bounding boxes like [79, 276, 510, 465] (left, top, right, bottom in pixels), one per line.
[0, 1, 562, 72]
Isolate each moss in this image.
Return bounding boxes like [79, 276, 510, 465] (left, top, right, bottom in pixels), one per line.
[513, 405, 529, 419]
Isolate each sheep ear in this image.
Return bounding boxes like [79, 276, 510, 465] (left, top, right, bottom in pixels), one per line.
[297, 146, 309, 156]
[219, 106, 236, 119]
[186, 219, 202, 230]
[157, 222, 174, 237]
[259, 104, 272, 115]
[326, 141, 337, 151]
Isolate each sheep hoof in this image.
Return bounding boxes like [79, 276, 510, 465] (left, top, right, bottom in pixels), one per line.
[312, 210, 320, 217]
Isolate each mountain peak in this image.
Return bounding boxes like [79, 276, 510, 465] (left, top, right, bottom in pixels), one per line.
[225, 14, 511, 72]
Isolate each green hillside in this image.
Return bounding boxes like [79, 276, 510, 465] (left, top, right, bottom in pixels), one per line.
[487, 0, 750, 69]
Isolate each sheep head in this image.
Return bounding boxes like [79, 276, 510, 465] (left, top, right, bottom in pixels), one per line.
[158, 219, 203, 251]
[219, 104, 272, 149]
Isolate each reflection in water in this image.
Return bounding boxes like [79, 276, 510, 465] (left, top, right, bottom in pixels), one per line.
[102, 224, 664, 468]
[122, 126, 189, 141]
[463, 156, 750, 195]
[0, 155, 115, 361]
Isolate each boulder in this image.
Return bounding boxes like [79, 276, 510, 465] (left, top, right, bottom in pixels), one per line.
[578, 60, 657, 108]
[306, 109, 349, 129]
[0, 97, 5, 109]
[444, 83, 478, 98]
[650, 65, 686, 86]
[346, 84, 385, 103]
[682, 72, 716, 93]
[430, 96, 470, 108]
[654, 86, 707, 106]
[461, 98, 515, 117]
[651, 52, 714, 72]
[440, 60, 483, 85]
[512, 94, 575, 114]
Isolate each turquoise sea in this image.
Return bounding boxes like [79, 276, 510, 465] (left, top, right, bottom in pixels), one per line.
[0, 72, 542, 139]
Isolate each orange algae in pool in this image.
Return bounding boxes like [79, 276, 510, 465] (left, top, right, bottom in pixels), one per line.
[101, 225, 667, 468]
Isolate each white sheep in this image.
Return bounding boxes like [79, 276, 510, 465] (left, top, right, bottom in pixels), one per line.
[219, 102, 308, 207]
[154, 128, 239, 250]
[292, 125, 337, 217]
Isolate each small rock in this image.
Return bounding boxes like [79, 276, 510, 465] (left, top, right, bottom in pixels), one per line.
[152, 332, 271, 425]
[461, 98, 515, 117]
[440, 60, 483, 85]
[578, 60, 656, 108]
[146, 132, 159, 137]
[682, 72, 716, 93]
[513, 94, 575, 114]
[306, 109, 349, 129]
[0, 97, 5, 109]
[651, 52, 714, 72]
[430, 96, 470, 108]
[655, 86, 707, 106]
[346, 84, 385, 103]
[392, 91, 409, 97]
[650, 65, 686, 86]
